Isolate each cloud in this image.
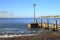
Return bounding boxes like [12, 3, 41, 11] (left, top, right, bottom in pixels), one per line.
[0, 11, 14, 15]
[0, 11, 14, 18]
[0, 11, 9, 13]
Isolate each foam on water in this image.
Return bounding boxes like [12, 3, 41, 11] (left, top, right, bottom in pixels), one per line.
[0, 34, 37, 38]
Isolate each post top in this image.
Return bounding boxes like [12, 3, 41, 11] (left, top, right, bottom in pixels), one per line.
[33, 3, 36, 6]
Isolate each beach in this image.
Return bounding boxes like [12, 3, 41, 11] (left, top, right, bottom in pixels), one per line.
[0, 30, 60, 40]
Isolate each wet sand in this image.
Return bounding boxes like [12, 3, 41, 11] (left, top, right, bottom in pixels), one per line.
[0, 30, 60, 40]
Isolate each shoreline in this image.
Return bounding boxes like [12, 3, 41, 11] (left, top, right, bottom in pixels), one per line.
[0, 34, 37, 38]
[0, 31, 60, 40]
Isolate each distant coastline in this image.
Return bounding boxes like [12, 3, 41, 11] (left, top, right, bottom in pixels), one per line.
[40, 15, 60, 18]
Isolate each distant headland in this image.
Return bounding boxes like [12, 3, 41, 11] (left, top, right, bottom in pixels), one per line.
[40, 15, 60, 18]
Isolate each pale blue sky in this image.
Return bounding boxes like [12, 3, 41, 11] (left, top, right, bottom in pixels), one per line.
[0, 0, 60, 18]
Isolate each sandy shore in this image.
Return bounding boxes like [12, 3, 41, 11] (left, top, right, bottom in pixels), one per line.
[0, 30, 60, 40]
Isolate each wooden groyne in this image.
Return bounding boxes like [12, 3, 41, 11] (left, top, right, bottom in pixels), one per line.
[28, 19, 59, 32]
[38, 20, 58, 31]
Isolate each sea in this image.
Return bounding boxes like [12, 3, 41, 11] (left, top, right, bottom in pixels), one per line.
[0, 18, 60, 36]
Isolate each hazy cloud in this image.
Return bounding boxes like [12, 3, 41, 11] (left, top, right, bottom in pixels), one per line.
[0, 11, 9, 13]
[0, 11, 14, 18]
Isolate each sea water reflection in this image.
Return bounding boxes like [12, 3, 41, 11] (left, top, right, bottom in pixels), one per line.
[0, 28, 43, 35]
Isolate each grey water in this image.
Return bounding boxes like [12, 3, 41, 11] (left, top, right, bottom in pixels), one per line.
[0, 18, 60, 35]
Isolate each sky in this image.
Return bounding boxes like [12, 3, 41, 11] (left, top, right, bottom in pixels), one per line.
[0, 0, 60, 18]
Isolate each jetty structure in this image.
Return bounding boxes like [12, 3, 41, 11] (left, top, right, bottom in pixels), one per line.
[28, 3, 39, 29]
[27, 3, 58, 31]
[40, 15, 58, 31]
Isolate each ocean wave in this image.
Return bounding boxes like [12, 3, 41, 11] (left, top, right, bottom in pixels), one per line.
[0, 34, 37, 38]
[0, 28, 20, 31]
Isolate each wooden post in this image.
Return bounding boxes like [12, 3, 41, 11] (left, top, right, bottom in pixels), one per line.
[39, 19, 42, 28]
[28, 23, 31, 31]
[52, 20, 57, 31]
[28, 23, 38, 30]
[35, 19, 37, 23]
[44, 20, 49, 29]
